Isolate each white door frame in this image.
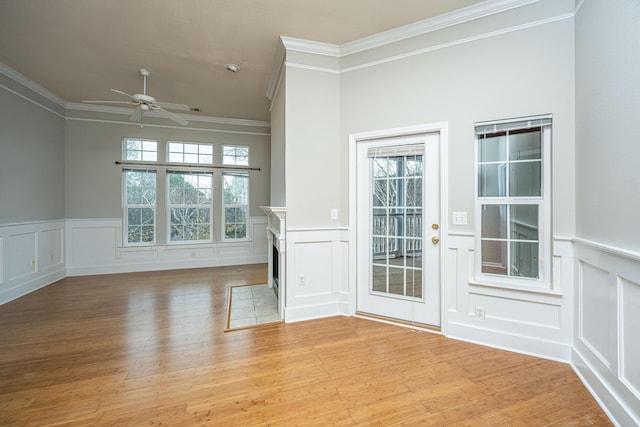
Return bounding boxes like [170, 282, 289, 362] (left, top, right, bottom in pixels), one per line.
[348, 122, 449, 332]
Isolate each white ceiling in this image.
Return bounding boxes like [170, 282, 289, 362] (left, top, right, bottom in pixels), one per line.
[0, 0, 486, 122]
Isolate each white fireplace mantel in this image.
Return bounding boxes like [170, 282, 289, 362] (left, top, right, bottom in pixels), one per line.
[260, 206, 287, 319]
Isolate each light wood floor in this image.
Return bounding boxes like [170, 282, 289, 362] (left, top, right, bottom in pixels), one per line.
[0, 265, 611, 426]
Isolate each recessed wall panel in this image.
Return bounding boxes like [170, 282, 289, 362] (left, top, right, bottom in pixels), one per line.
[621, 277, 640, 398]
[580, 261, 612, 367]
[6, 232, 36, 280]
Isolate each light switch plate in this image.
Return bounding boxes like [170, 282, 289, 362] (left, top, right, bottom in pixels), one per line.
[452, 211, 467, 225]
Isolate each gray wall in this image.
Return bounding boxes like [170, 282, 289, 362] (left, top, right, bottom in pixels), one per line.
[0, 87, 65, 224]
[575, 0, 640, 252]
[285, 66, 341, 228]
[270, 72, 286, 207]
[65, 119, 270, 242]
[339, 0, 576, 236]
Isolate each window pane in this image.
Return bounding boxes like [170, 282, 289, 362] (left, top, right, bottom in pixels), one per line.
[478, 134, 507, 162]
[510, 242, 539, 278]
[478, 164, 506, 197]
[142, 140, 156, 151]
[223, 174, 248, 204]
[124, 139, 157, 162]
[481, 204, 507, 239]
[169, 152, 183, 163]
[509, 129, 541, 161]
[481, 240, 507, 275]
[128, 208, 140, 225]
[128, 226, 141, 243]
[510, 205, 538, 240]
[184, 153, 198, 164]
[140, 208, 154, 225]
[171, 225, 183, 241]
[509, 161, 541, 197]
[223, 146, 249, 165]
[141, 226, 154, 243]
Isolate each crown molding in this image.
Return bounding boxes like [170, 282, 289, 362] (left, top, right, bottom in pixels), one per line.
[340, 0, 543, 56]
[280, 36, 340, 57]
[65, 102, 270, 128]
[0, 62, 67, 108]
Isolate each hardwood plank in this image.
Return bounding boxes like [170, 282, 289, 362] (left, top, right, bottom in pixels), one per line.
[0, 264, 611, 426]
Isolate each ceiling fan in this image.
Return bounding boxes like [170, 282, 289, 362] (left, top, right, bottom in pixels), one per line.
[83, 68, 190, 126]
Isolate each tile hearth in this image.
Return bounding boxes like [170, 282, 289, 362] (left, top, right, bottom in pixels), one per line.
[227, 284, 281, 330]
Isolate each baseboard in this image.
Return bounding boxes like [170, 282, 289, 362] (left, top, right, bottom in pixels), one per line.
[284, 300, 348, 323]
[0, 267, 66, 305]
[572, 347, 639, 426]
[446, 321, 572, 363]
[66, 255, 267, 277]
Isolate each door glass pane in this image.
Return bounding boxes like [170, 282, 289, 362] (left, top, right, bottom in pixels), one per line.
[370, 153, 424, 300]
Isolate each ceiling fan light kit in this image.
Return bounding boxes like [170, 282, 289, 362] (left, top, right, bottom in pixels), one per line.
[82, 68, 190, 126]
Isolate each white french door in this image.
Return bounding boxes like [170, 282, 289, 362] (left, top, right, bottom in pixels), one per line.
[356, 132, 441, 327]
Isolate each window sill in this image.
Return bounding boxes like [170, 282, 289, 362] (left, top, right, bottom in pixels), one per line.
[119, 240, 252, 250]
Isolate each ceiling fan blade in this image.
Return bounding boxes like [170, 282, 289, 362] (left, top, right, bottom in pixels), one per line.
[155, 101, 190, 111]
[155, 106, 188, 126]
[110, 89, 136, 99]
[129, 107, 142, 122]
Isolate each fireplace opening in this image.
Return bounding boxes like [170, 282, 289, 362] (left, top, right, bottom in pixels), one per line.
[272, 244, 279, 297]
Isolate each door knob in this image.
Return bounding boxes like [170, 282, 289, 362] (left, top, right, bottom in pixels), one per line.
[432, 236, 440, 244]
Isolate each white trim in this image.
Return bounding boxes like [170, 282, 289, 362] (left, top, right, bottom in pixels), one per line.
[0, 83, 66, 119]
[341, 0, 544, 56]
[0, 62, 67, 107]
[348, 122, 449, 329]
[283, 62, 340, 75]
[280, 36, 341, 57]
[574, 237, 640, 263]
[66, 102, 270, 129]
[341, 13, 574, 74]
[65, 116, 270, 136]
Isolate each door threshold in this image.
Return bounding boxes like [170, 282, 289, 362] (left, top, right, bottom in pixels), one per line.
[355, 311, 441, 334]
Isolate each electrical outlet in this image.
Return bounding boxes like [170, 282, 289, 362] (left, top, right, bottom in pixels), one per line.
[475, 306, 485, 321]
[299, 275, 305, 286]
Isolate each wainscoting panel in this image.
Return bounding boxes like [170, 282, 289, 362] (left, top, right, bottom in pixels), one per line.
[0, 221, 66, 305]
[572, 239, 640, 426]
[284, 228, 349, 322]
[445, 234, 573, 362]
[66, 217, 268, 276]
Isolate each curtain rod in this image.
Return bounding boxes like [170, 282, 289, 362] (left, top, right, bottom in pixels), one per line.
[115, 161, 260, 171]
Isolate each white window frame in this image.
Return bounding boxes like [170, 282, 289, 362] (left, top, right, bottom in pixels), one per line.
[123, 169, 157, 246]
[222, 145, 249, 166]
[166, 170, 214, 244]
[222, 171, 250, 241]
[167, 141, 213, 165]
[123, 138, 158, 162]
[474, 115, 552, 289]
